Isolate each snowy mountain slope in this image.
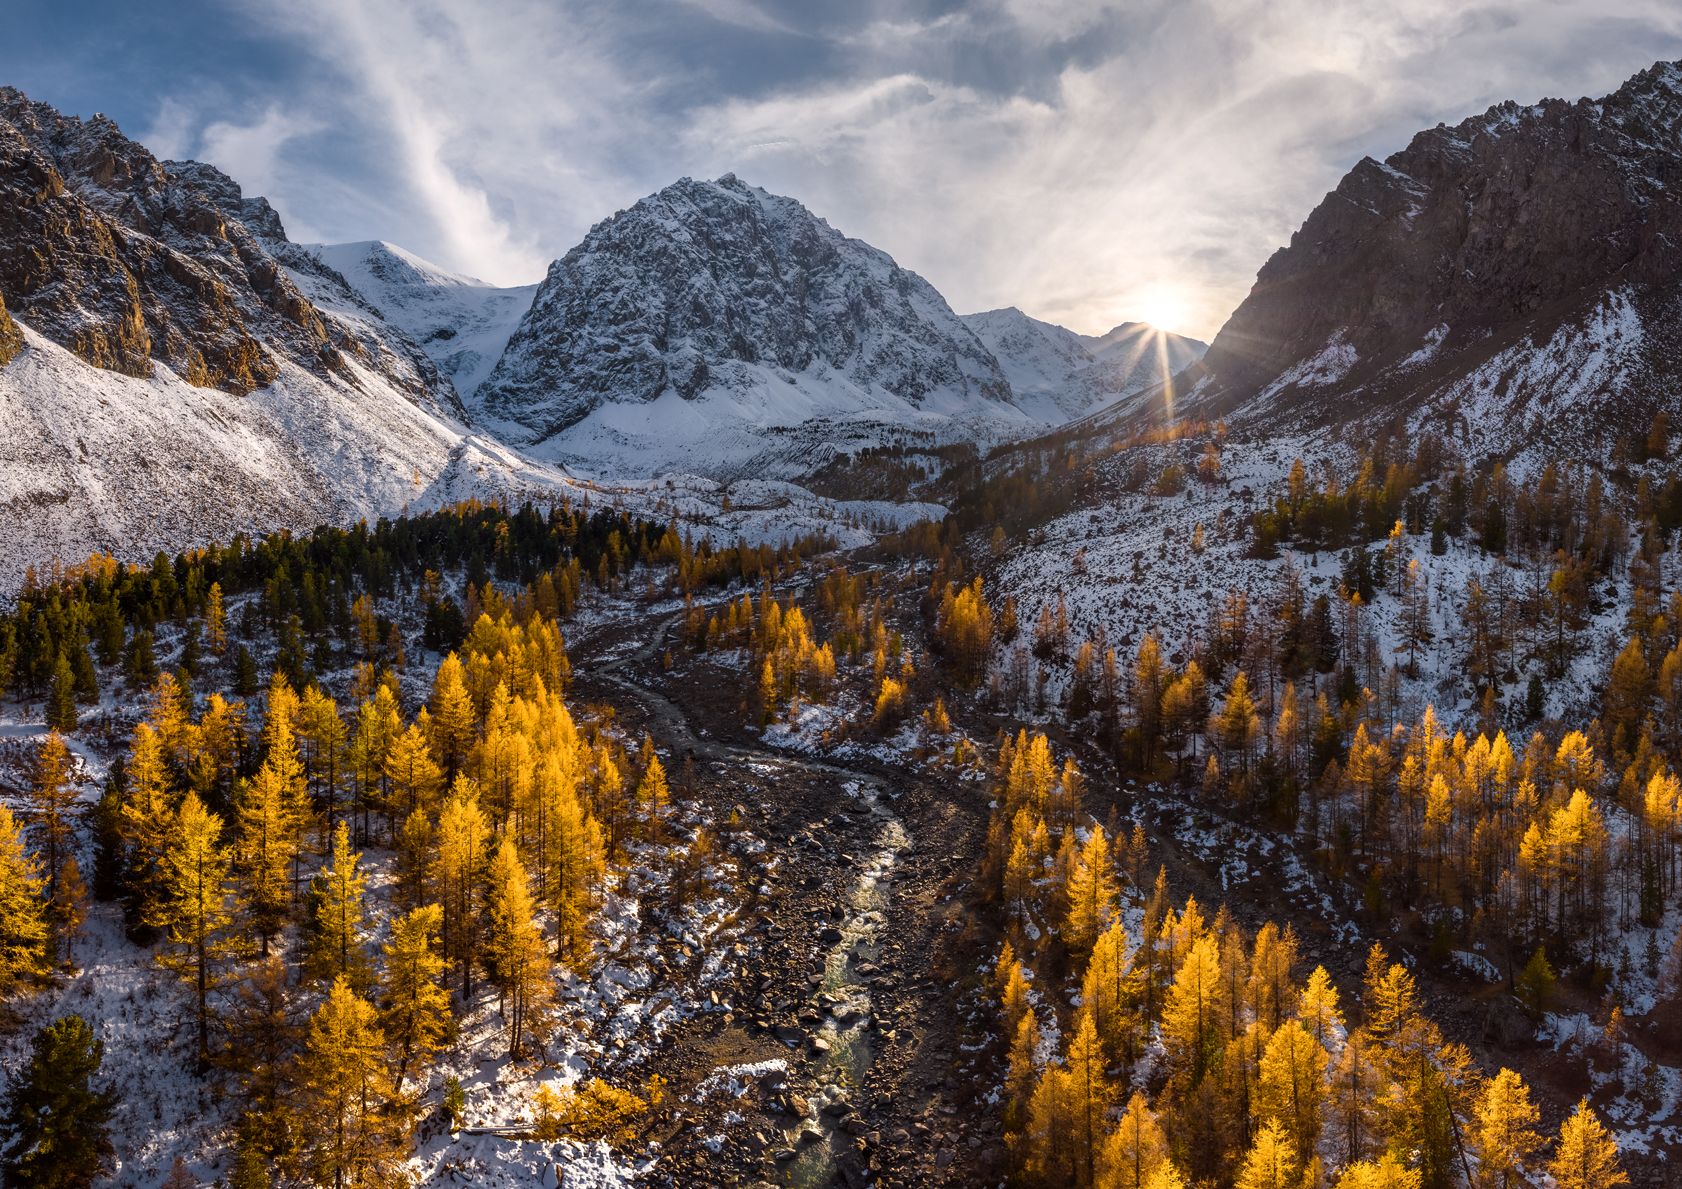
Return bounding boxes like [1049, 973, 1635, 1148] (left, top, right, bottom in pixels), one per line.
[1163, 59, 1682, 470]
[0, 88, 569, 585]
[963, 307, 1206, 422]
[0, 323, 577, 588]
[477, 174, 1036, 478]
[304, 240, 538, 402]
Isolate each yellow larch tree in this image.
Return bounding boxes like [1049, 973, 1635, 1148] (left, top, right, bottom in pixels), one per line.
[154, 792, 235, 1071]
[485, 836, 553, 1058]
[305, 822, 369, 991]
[1063, 825, 1120, 959]
[380, 903, 450, 1095]
[1548, 1099, 1627, 1189]
[298, 976, 400, 1188]
[1098, 1091, 1171, 1189]
[0, 803, 51, 993]
[436, 777, 489, 997]
[1257, 1017, 1328, 1165]
[1161, 934, 1224, 1084]
[1473, 1068, 1543, 1189]
[1234, 1121, 1296, 1189]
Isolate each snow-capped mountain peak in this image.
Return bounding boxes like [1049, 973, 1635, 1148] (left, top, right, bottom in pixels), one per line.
[474, 174, 1031, 478]
[302, 240, 538, 402]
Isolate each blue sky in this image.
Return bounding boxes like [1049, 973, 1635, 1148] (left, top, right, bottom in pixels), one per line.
[7, 0, 1682, 337]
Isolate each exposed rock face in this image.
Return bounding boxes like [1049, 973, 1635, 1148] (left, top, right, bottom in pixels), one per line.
[479, 174, 1014, 444]
[0, 291, 22, 367]
[1179, 60, 1682, 459]
[0, 88, 315, 392]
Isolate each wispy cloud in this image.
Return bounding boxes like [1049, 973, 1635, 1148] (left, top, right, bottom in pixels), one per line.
[87, 0, 1682, 334]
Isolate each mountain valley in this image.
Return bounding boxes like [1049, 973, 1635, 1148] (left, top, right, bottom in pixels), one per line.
[0, 49, 1678, 1189]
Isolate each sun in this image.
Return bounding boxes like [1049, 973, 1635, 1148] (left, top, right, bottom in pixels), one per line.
[1133, 285, 1190, 335]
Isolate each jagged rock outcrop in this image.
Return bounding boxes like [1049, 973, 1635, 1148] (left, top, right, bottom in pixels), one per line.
[478, 174, 1017, 449]
[1175, 60, 1682, 462]
[0, 89, 577, 590]
[0, 87, 333, 393]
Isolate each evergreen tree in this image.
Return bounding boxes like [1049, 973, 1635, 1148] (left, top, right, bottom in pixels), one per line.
[123, 629, 158, 689]
[0, 1015, 116, 1188]
[27, 731, 76, 913]
[44, 654, 77, 733]
[232, 646, 259, 698]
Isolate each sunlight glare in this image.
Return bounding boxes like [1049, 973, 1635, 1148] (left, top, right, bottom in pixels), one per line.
[1134, 285, 1189, 335]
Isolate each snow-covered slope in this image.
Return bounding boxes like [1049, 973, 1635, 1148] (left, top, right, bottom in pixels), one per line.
[963, 307, 1206, 422]
[304, 240, 537, 402]
[0, 89, 578, 587]
[0, 323, 595, 588]
[477, 175, 1039, 479]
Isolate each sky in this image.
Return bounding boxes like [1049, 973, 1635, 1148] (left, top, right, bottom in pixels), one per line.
[5, 1, 1682, 340]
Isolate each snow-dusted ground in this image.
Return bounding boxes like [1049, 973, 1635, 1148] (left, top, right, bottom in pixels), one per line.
[994, 428, 1626, 727]
[0, 573, 790, 1186]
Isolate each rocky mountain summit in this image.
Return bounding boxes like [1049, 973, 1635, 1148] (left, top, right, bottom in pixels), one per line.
[476, 174, 1029, 473]
[0, 86, 335, 394]
[0, 90, 582, 587]
[1174, 60, 1682, 465]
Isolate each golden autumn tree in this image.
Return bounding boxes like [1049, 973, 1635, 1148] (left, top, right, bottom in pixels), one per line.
[305, 823, 369, 991]
[1063, 826, 1120, 959]
[153, 793, 235, 1071]
[1234, 1121, 1295, 1189]
[436, 778, 489, 997]
[0, 804, 50, 992]
[380, 903, 450, 1094]
[118, 722, 176, 932]
[1549, 1099, 1627, 1189]
[485, 836, 552, 1058]
[1473, 1068, 1543, 1189]
[1257, 1018, 1328, 1164]
[1161, 934, 1224, 1084]
[635, 745, 670, 838]
[1098, 1091, 1171, 1189]
[297, 977, 400, 1187]
[233, 758, 295, 955]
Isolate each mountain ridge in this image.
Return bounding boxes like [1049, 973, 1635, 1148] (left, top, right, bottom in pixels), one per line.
[1162, 59, 1682, 469]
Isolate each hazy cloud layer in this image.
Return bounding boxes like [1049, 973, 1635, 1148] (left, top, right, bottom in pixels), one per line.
[9, 0, 1682, 336]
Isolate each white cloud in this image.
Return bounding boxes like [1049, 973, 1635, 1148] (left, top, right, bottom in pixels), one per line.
[146, 0, 1682, 335]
